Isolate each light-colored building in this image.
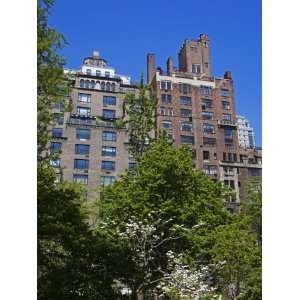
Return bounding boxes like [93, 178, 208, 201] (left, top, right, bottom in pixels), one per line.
[237, 115, 256, 149]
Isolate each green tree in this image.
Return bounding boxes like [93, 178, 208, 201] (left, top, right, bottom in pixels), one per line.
[37, 1, 123, 298]
[122, 76, 157, 159]
[97, 137, 232, 298]
[240, 177, 262, 244]
[37, 0, 70, 158]
[210, 222, 261, 300]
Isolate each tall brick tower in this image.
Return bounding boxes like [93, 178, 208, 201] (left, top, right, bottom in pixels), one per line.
[147, 34, 262, 209]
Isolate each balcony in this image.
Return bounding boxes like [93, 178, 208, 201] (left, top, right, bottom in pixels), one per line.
[67, 114, 126, 129]
[218, 120, 237, 128]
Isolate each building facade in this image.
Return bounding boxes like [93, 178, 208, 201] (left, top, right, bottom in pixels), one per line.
[50, 36, 261, 207]
[50, 51, 137, 199]
[237, 115, 256, 149]
[147, 34, 261, 209]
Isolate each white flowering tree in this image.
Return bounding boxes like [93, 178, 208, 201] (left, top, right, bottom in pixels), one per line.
[157, 251, 220, 300]
[114, 212, 184, 298]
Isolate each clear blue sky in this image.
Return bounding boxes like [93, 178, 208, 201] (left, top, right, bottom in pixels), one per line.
[49, 0, 261, 146]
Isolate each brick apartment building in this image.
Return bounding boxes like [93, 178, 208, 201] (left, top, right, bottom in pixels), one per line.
[50, 50, 138, 199]
[147, 34, 261, 208]
[50, 35, 261, 207]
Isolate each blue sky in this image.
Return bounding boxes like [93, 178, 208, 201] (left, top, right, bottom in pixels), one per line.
[49, 0, 261, 146]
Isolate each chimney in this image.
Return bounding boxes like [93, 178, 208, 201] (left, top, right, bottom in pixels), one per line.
[147, 53, 156, 84]
[167, 56, 173, 75]
[224, 71, 232, 79]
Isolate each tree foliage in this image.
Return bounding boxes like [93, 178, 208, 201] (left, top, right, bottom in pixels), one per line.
[96, 137, 232, 298]
[122, 76, 157, 159]
[37, 0, 70, 158]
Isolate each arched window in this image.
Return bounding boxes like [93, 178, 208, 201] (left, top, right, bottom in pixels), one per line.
[95, 81, 100, 90]
[80, 79, 84, 88]
[111, 82, 116, 92]
[106, 82, 111, 91]
[101, 81, 105, 90]
[84, 80, 90, 89]
[90, 80, 95, 89]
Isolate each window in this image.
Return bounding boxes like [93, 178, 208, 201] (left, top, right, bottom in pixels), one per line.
[102, 109, 116, 119]
[90, 80, 95, 89]
[222, 113, 231, 121]
[161, 121, 172, 129]
[180, 135, 194, 144]
[159, 106, 166, 115]
[84, 80, 90, 89]
[96, 70, 101, 77]
[179, 83, 191, 94]
[78, 93, 91, 103]
[222, 101, 230, 110]
[100, 176, 115, 186]
[128, 162, 137, 170]
[192, 64, 201, 73]
[76, 128, 90, 140]
[224, 128, 233, 145]
[200, 85, 212, 96]
[203, 151, 210, 160]
[74, 159, 89, 169]
[50, 159, 60, 167]
[77, 107, 91, 116]
[101, 161, 115, 170]
[160, 81, 171, 90]
[106, 82, 111, 91]
[103, 95, 116, 105]
[202, 99, 212, 109]
[102, 131, 117, 141]
[80, 79, 84, 88]
[102, 146, 116, 157]
[53, 113, 64, 125]
[101, 81, 105, 90]
[168, 108, 174, 116]
[73, 174, 88, 184]
[181, 122, 193, 132]
[54, 101, 64, 111]
[50, 142, 62, 152]
[75, 144, 90, 155]
[111, 82, 116, 92]
[180, 96, 192, 105]
[202, 111, 214, 120]
[203, 123, 215, 134]
[214, 152, 217, 160]
[203, 137, 216, 146]
[220, 89, 230, 97]
[248, 168, 261, 176]
[105, 71, 110, 78]
[191, 46, 197, 52]
[203, 165, 217, 175]
[230, 180, 235, 189]
[52, 128, 63, 138]
[180, 109, 192, 117]
[86, 69, 91, 75]
[167, 133, 173, 142]
[161, 94, 172, 103]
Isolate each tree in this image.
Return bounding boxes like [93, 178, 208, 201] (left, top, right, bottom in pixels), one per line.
[240, 177, 262, 245]
[210, 222, 261, 300]
[97, 137, 232, 298]
[122, 76, 157, 159]
[37, 0, 70, 158]
[37, 1, 123, 298]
